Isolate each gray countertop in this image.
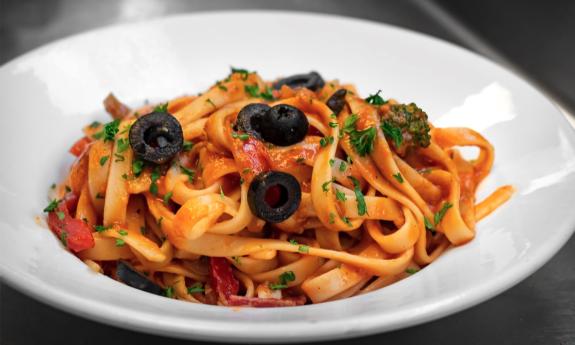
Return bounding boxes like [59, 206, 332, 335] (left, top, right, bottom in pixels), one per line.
[1, 1, 574, 344]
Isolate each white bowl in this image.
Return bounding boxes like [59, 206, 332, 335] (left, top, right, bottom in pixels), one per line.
[1, 11, 574, 343]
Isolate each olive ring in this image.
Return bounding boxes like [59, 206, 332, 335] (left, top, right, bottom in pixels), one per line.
[129, 111, 184, 165]
[247, 171, 302, 223]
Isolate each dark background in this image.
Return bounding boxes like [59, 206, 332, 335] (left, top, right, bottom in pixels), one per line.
[1, 1, 574, 344]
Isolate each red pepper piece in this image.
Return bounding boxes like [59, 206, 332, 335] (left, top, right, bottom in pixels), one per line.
[69, 137, 91, 157]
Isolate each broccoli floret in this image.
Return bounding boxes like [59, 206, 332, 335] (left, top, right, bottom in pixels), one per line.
[380, 103, 431, 156]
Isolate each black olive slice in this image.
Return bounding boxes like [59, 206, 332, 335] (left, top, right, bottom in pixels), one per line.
[235, 103, 270, 140]
[129, 111, 183, 165]
[260, 104, 308, 146]
[326, 89, 347, 115]
[116, 261, 165, 296]
[248, 171, 301, 223]
[273, 71, 325, 91]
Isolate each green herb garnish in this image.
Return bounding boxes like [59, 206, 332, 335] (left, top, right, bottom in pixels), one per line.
[154, 103, 169, 112]
[93, 119, 120, 142]
[99, 156, 109, 166]
[132, 159, 144, 177]
[180, 165, 195, 183]
[187, 283, 205, 294]
[343, 114, 376, 156]
[43, 199, 60, 213]
[116, 138, 130, 153]
[392, 172, 404, 183]
[149, 166, 161, 196]
[335, 189, 347, 202]
[365, 90, 387, 105]
[94, 225, 111, 232]
[348, 176, 367, 216]
[183, 141, 194, 152]
[269, 271, 296, 290]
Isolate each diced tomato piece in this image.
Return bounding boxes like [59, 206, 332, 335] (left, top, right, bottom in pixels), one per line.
[209, 257, 239, 301]
[69, 136, 92, 157]
[231, 137, 270, 182]
[47, 196, 94, 252]
[227, 295, 306, 308]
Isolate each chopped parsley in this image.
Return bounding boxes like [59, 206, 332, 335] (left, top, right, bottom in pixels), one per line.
[259, 86, 275, 101]
[242, 168, 252, 174]
[339, 161, 347, 172]
[183, 141, 194, 152]
[328, 122, 338, 128]
[94, 225, 111, 232]
[149, 166, 161, 196]
[329, 158, 335, 167]
[154, 103, 169, 112]
[419, 168, 433, 175]
[93, 119, 120, 142]
[115, 238, 125, 247]
[329, 212, 336, 224]
[116, 138, 130, 153]
[219, 185, 225, 199]
[343, 114, 376, 156]
[424, 217, 436, 234]
[118, 229, 128, 236]
[335, 189, 347, 202]
[232, 132, 249, 141]
[405, 268, 419, 274]
[381, 121, 403, 148]
[244, 84, 260, 98]
[289, 239, 309, 253]
[206, 98, 216, 108]
[341, 216, 353, 227]
[434, 202, 453, 227]
[392, 172, 404, 183]
[269, 271, 296, 290]
[43, 199, 60, 213]
[216, 81, 228, 91]
[132, 159, 144, 177]
[164, 286, 174, 298]
[89, 121, 101, 129]
[365, 90, 387, 105]
[163, 191, 173, 206]
[114, 153, 125, 162]
[319, 136, 334, 147]
[348, 176, 367, 216]
[180, 165, 195, 183]
[187, 283, 205, 294]
[99, 155, 109, 166]
[56, 211, 65, 220]
[321, 179, 334, 192]
[60, 231, 68, 247]
[230, 67, 250, 80]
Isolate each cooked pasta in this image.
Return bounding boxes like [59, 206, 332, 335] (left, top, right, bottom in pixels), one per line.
[43, 69, 513, 307]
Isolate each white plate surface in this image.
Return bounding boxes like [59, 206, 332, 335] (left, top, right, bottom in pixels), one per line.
[1, 11, 574, 343]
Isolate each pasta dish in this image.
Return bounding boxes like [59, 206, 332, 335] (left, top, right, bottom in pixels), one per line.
[43, 69, 513, 307]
